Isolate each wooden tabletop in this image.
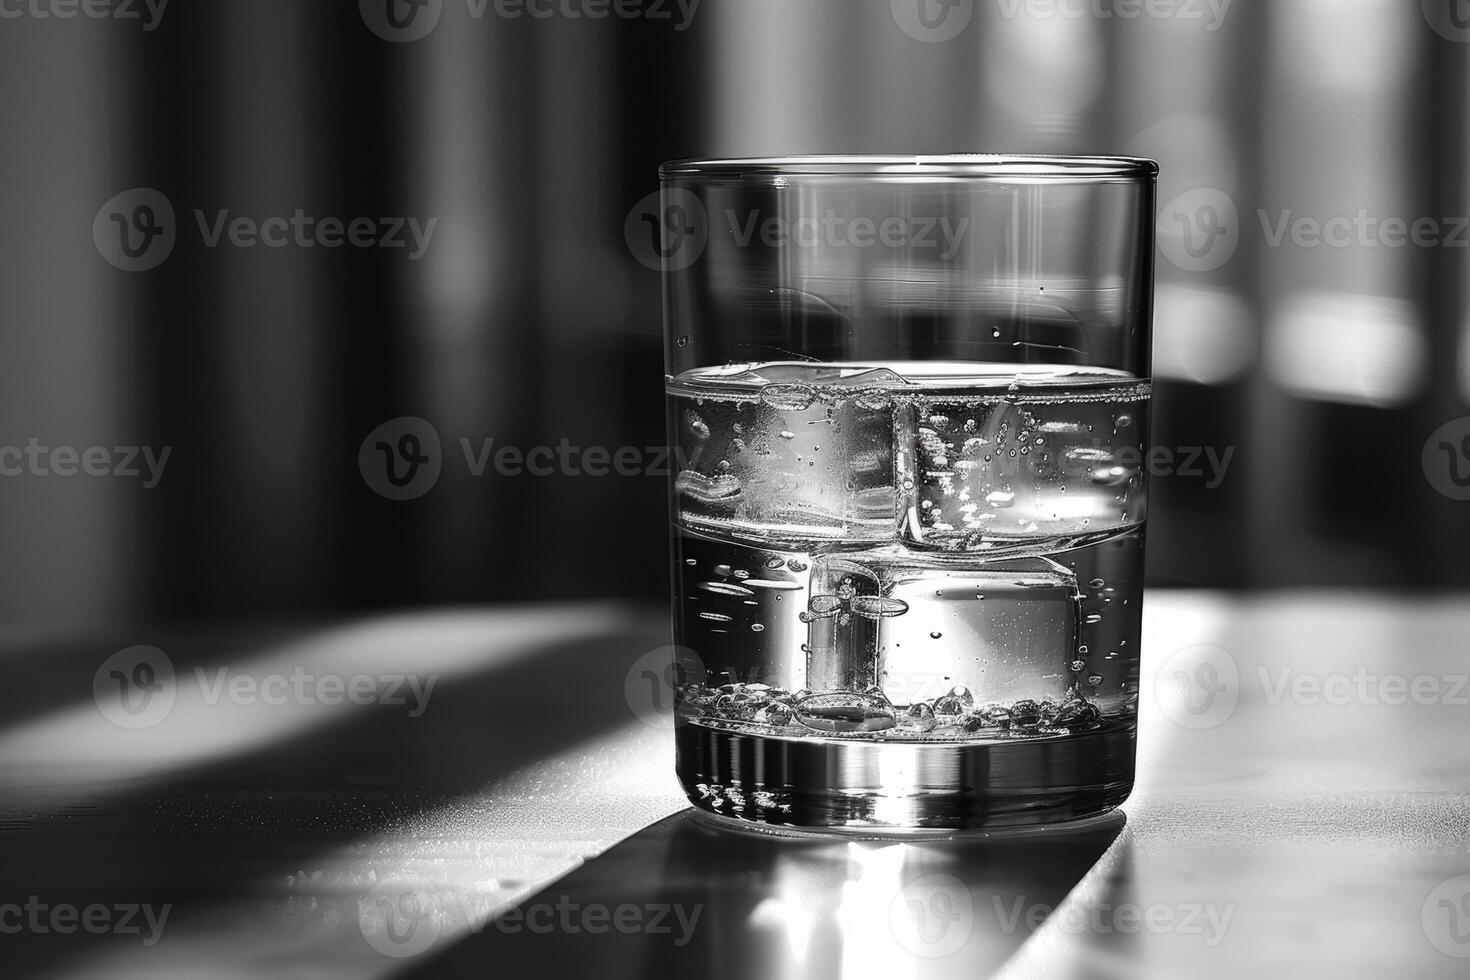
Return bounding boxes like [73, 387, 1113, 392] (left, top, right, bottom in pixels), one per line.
[2, 593, 1467, 978]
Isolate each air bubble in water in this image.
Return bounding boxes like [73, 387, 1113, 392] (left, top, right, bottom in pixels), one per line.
[899, 703, 937, 732]
[699, 581, 755, 598]
[932, 693, 966, 720]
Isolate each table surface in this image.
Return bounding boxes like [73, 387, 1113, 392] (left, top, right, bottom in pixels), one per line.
[2, 593, 1468, 979]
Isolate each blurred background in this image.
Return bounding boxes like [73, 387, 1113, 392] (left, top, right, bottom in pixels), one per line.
[0, 0, 1466, 628]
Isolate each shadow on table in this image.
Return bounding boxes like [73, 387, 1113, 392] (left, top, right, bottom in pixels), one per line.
[0, 612, 669, 977]
[408, 808, 1133, 979]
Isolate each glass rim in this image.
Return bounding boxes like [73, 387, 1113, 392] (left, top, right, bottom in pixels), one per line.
[659, 154, 1159, 182]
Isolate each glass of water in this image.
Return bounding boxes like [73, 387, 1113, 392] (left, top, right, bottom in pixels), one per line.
[660, 155, 1157, 831]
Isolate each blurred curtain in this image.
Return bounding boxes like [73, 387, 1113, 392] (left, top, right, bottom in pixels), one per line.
[0, 0, 1465, 628]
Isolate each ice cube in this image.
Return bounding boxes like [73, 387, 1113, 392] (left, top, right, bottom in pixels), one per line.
[899, 385, 1148, 552]
[675, 366, 902, 547]
[870, 554, 1082, 706]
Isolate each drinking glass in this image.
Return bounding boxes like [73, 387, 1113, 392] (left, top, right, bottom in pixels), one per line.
[659, 155, 1157, 831]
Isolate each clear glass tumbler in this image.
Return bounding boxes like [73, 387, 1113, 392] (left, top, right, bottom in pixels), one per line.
[659, 155, 1157, 831]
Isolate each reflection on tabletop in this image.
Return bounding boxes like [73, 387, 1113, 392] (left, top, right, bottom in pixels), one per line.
[2, 594, 1469, 978]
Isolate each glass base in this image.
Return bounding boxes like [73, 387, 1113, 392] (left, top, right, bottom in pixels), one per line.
[675, 719, 1135, 833]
